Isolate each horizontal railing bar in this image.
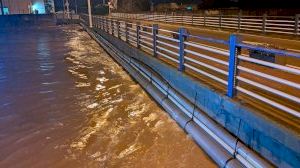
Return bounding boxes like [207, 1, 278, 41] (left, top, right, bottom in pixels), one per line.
[140, 30, 152, 36]
[237, 76, 300, 104]
[241, 25, 262, 29]
[222, 18, 238, 21]
[237, 66, 300, 90]
[238, 56, 300, 75]
[185, 64, 228, 85]
[140, 35, 153, 41]
[184, 41, 229, 56]
[128, 31, 136, 36]
[140, 43, 154, 51]
[128, 34, 136, 39]
[241, 22, 263, 25]
[236, 86, 300, 118]
[266, 23, 294, 27]
[157, 40, 179, 50]
[206, 17, 219, 19]
[266, 19, 295, 23]
[157, 34, 180, 42]
[128, 38, 137, 44]
[221, 20, 238, 24]
[221, 23, 238, 27]
[188, 34, 229, 45]
[140, 25, 153, 29]
[205, 21, 220, 25]
[185, 57, 228, 75]
[157, 46, 179, 56]
[127, 27, 136, 31]
[240, 27, 262, 32]
[240, 18, 262, 22]
[157, 51, 179, 63]
[159, 28, 179, 34]
[185, 49, 229, 66]
[140, 39, 153, 47]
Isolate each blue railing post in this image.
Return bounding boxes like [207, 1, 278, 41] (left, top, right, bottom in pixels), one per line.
[227, 34, 240, 98]
[152, 24, 158, 57]
[178, 28, 187, 71]
[136, 23, 141, 49]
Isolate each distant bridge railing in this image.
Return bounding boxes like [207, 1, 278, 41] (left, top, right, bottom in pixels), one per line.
[111, 13, 300, 36]
[81, 14, 300, 118]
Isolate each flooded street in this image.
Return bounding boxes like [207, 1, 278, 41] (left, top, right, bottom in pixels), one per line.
[0, 24, 216, 168]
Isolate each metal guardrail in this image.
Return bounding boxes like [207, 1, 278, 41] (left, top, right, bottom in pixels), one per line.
[81, 14, 300, 118]
[112, 13, 300, 36]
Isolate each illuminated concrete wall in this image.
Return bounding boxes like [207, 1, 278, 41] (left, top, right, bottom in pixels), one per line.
[2, 0, 46, 14]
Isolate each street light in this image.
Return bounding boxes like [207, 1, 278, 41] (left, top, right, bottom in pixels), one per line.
[75, 0, 78, 14]
[65, 0, 70, 19]
[87, 0, 92, 27]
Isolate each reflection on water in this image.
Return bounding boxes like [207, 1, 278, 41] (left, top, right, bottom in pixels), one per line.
[0, 25, 216, 168]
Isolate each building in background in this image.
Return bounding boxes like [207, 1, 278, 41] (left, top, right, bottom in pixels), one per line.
[0, 0, 54, 15]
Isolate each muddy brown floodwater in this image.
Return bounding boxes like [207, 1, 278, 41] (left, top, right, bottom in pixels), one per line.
[0, 24, 216, 168]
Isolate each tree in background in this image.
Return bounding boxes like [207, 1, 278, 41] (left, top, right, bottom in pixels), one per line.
[44, 0, 55, 13]
[116, 0, 150, 12]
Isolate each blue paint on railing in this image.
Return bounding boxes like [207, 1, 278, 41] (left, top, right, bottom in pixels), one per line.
[188, 34, 229, 45]
[227, 34, 238, 98]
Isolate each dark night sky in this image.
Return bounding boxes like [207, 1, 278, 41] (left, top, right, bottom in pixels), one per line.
[151, 0, 298, 8]
[54, 0, 299, 12]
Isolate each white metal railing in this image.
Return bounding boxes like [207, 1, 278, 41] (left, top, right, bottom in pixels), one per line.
[81, 14, 300, 119]
[112, 13, 300, 36]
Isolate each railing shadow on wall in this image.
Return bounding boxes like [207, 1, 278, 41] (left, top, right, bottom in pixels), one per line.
[81, 14, 300, 119]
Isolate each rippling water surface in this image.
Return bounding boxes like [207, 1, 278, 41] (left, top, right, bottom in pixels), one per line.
[0, 24, 216, 168]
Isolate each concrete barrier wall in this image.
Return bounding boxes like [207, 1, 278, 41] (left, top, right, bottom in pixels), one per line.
[88, 26, 299, 167]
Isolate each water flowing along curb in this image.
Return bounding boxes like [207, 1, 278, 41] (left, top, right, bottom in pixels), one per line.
[81, 23, 274, 168]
